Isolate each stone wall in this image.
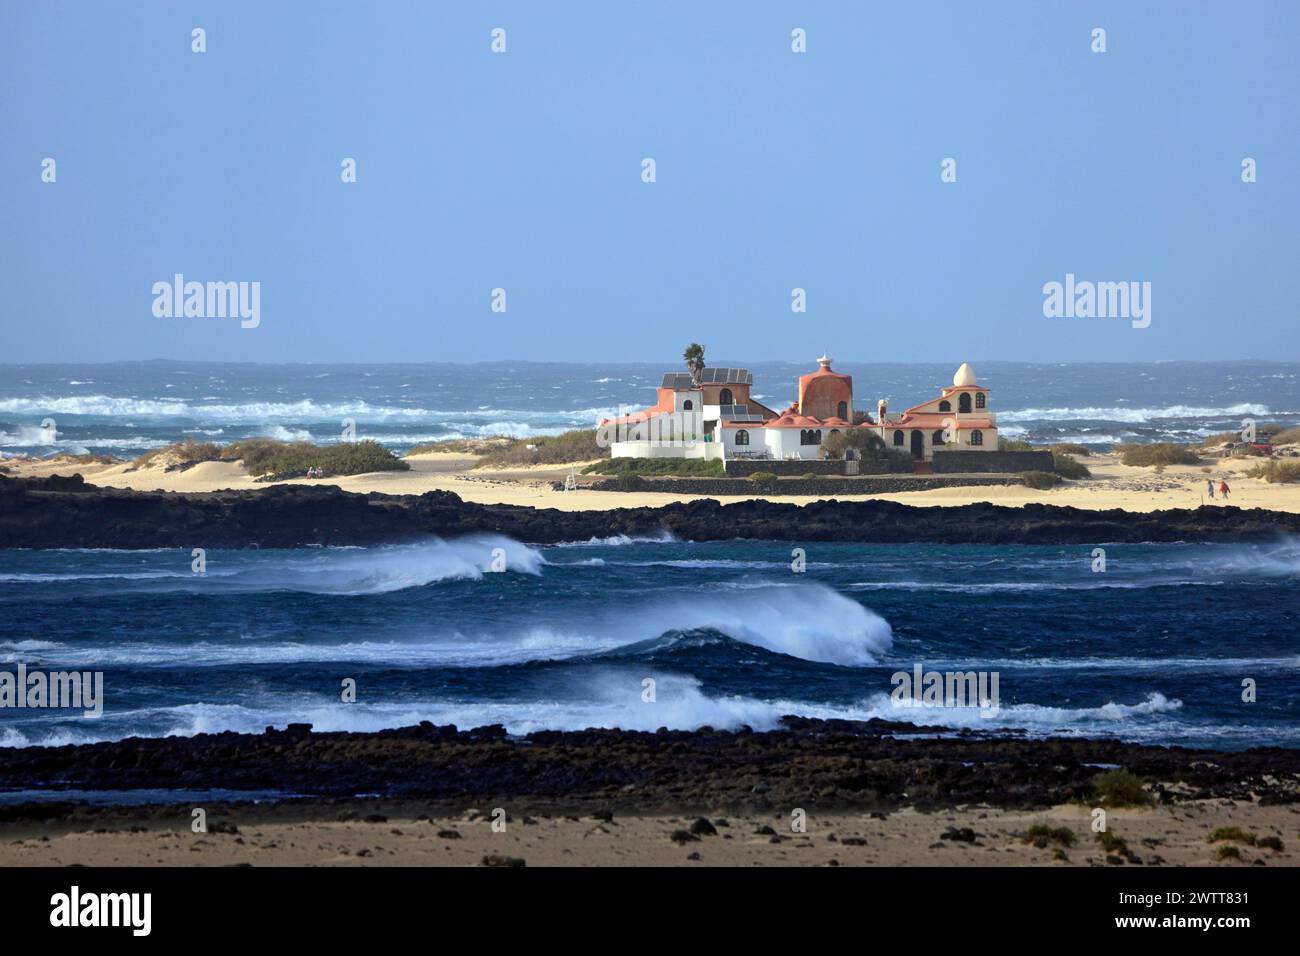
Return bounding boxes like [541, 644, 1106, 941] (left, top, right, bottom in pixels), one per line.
[723, 459, 882, 477]
[931, 450, 1055, 474]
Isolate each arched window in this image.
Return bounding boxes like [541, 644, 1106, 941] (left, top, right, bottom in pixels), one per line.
[958, 393, 972, 414]
[970, 429, 983, 446]
[893, 430, 905, 446]
[932, 429, 946, 446]
[734, 429, 749, 446]
[938, 400, 951, 412]
[800, 429, 822, 446]
[719, 388, 733, 406]
[682, 399, 693, 411]
[829, 429, 841, 436]
[975, 392, 986, 409]
[837, 401, 848, 419]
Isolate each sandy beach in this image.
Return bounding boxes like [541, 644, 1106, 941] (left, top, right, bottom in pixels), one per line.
[4, 450, 1296, 513]
[1, 799, 1294, 867]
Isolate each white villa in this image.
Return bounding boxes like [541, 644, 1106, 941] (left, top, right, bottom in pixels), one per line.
[600, 357, 999, 463]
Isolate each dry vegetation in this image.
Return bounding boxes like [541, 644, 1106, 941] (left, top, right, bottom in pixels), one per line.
[471, 429, 608, 468]
[128, 437, 408, 478]
[1245, 460, 1300, 483]
[1117, 443, 1202, 467]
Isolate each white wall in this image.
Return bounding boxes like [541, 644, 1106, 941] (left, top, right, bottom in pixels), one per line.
[611, 440, 721, 460]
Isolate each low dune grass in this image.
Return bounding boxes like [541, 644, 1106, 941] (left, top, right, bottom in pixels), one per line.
[1091, 768, 1151, 807]
[129, 437, 408, 478]
[1117, 443, 1202, 467]
[405, 437, 512, 456]
[129, 437, 222, 470]
[1021, 471, 1059, 490]
[1049, 442, 1093, 456]
[1051, 452, 1090, 479]
[232, 439, 408, 478]
[1023, 824, 1077, 848]
[1246, 460, 1300, 483]
[473, 429, 607, 468]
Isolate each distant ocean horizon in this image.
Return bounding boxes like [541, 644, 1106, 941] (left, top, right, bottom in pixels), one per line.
[2, 359, 1298, 459]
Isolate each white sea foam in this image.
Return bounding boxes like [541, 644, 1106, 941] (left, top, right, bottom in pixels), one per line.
[0, 395, 617, 425]
[997, 402, 1274, 423]
[258, 425, 314, 442]
[549, 531, 680, 548]
[0, 684, 1196, 746]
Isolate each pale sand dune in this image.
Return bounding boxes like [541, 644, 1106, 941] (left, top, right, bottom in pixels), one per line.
[0, 800, 1294, 867]
[6, 452, 1299, 513]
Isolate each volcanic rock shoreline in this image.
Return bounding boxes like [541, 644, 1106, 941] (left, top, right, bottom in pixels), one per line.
[2, 474, 1297, 549]
[2, 718, 1298, 820]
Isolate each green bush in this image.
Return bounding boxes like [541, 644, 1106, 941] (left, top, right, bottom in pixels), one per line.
[1051, 452, 1091, 479]
[475, 429, 607, 468]
[998, 439, 1035, 452]
[1208, 827, 1256, 845]
[1023, 824, 1077, 848]
[1217, 845, 1241, 860]
[1118, 443, 1202, 467]
[1092, 768, 1151, 807]
[1022, 471, 1058, 490]
[130, 437, 222, 471]
[229, 439, 409, 478]
[1096, 832, 1128, 853]
[583, 457, 724, 477]
[1050, 442, 1092, 457]
[748, 471, 778, 486]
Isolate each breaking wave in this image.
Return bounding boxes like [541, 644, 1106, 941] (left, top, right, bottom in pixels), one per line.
[998, 402, 1274, 423]
[8, 582, 892, 669]
[0, 684, 1191, 747]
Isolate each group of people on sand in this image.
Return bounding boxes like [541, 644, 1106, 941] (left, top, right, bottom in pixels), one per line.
[305, 466, 325, 479]
[1207, 478, 1230, 500]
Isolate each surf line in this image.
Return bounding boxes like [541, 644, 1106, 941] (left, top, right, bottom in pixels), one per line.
[890, 663, 999, 718]
[0, 663, 103, 718]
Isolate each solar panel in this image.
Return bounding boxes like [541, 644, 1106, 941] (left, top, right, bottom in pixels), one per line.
[720, 404, 764, 421]
[694, 367, 752, 385]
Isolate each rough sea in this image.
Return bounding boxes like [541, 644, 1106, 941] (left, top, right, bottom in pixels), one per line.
[1, 361, 1297, 751]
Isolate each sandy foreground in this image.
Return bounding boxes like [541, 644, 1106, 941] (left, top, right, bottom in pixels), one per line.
[5, 451, 1297, 514]
[1, 799, 1295, 867]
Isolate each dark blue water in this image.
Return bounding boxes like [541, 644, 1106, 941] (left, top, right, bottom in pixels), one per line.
[2, 536, 1297, 750]
[2, 360, 1297, 457]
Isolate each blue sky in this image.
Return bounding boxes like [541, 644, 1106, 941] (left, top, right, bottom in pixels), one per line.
[2, 1, 1297, 364]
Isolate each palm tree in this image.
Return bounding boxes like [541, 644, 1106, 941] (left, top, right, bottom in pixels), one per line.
[683, 343, 706, 384]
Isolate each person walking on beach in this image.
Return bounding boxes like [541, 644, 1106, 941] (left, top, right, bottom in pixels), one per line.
[1206, 479, 1214, 499]
[1220, 479, 1230, 499]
